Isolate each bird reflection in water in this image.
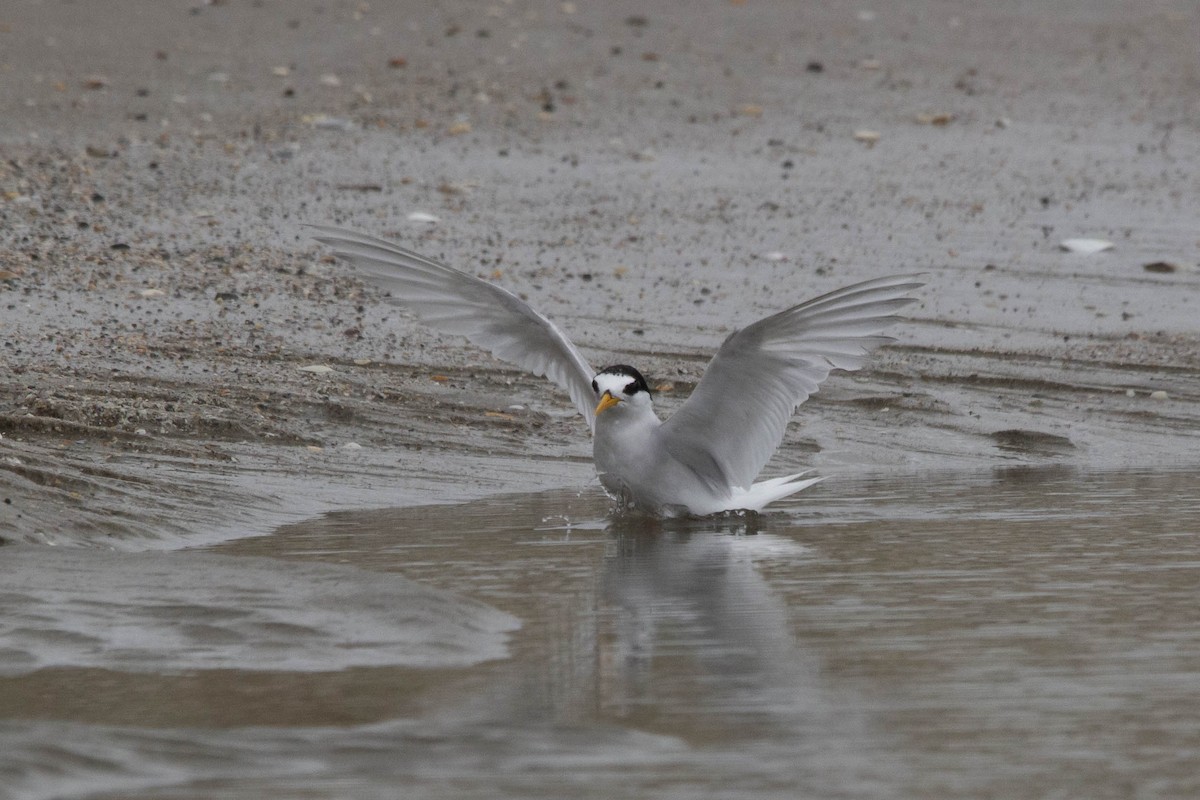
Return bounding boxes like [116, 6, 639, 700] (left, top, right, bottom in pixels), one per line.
[595, 511, 826, 736]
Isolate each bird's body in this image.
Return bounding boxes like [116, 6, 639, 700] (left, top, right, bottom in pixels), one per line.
[312, 226, 922, 516]
[589, 366, 821, 516]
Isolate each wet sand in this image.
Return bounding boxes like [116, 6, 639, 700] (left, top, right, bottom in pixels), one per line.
[2, 0, 1198, 544]
[2, 1, 1200, 797]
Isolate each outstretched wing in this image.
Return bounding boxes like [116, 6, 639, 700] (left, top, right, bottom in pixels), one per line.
[310, 225, 598, 429]
[658, 274, 923, 491]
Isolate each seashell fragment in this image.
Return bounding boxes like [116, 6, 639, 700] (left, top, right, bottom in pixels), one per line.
[1060, 238, 1114, 255]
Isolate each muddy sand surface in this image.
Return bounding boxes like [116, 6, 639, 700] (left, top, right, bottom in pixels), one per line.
[3, 0, 1198, 546]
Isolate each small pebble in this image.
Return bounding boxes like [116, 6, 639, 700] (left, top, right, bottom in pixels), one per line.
[310, 115, 353, 131]
[1142, 261, 1179, 274]
[915, 112, 955, 126]
[1149, 390, 1169, 401]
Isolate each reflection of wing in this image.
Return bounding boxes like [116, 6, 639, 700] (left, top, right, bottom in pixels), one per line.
[310, 226, 598, 429]
[659, 275, 923, 491]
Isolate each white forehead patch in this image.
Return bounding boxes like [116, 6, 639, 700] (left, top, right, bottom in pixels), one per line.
[594, 372, 637, 395]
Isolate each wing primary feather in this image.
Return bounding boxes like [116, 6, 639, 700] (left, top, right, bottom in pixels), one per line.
[309, 225, 598, 429]
[659, 273, 924, 492]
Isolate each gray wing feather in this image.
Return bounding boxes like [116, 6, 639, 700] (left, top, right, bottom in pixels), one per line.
[658, 274, 923, 491]
[310, 226, 598, 429]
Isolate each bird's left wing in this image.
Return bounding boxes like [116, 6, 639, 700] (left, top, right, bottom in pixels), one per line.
[657, 274, 923, 492]
[310, 226, 598, 429]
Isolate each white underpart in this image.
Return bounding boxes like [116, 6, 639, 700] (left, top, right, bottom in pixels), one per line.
[725, 473, 825, 513]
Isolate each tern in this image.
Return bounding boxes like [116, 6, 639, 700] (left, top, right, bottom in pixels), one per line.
[312, 226, 922, 516]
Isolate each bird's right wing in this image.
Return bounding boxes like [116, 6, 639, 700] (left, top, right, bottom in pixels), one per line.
[658, 274, 923, 493]
[310, 226, 598, 430]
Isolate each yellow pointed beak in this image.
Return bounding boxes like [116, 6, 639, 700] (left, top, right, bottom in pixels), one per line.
[595, 390, 621, 415]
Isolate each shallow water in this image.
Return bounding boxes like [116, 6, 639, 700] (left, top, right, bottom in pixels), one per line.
[3, 467, 1200, 799]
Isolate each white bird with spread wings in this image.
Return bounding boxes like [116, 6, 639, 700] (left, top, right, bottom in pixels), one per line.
[312, 226, 922, 516]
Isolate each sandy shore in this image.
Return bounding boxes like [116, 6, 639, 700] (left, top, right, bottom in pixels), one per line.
[2, 0, 1198, 546]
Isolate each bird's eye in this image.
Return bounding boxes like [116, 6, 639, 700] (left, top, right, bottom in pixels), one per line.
[591, 379, 598, 393]
[623, 383, 637, 396]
